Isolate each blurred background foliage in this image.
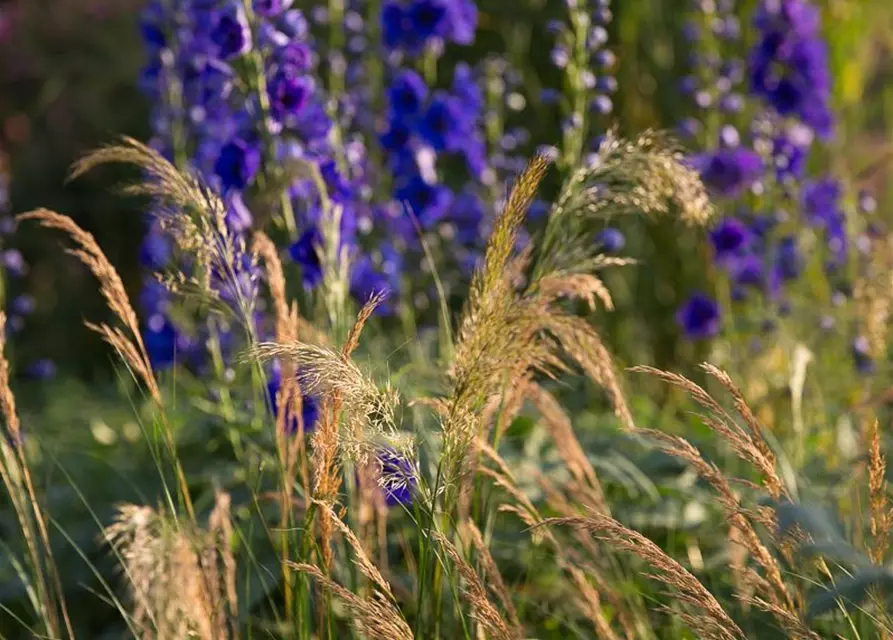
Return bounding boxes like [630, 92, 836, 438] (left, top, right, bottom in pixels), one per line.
[3, 0, 892, 383]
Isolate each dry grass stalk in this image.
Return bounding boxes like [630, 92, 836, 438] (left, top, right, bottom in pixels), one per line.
[71, 137, 261, 328]
[727, 523, 753, 613]
[854, 232, 893, 361]
[462, 521, 523, 634]
[567, 566, 622, 640]
[20, 209, 196, 521]
[104, 501, 237, 640]
[526, 381, 608, 513]
[315, 500, 395, 599]
[252, 231, 292, 344]
[637, 429, 818, 636]
[18, 209, 161, 404]
[288, 562, 412, 640]
[431, 531, 518, 640]
[539, 514, 745, 640]
[534, 473, 640, 639]
[868, 418, 892, 564]
[342, 290, 386, 359]
[251, 305, 401, 577]
[443, 137, 703, 500]
[209, 490, 239, 640]
[545, 314, 634, 431]
[630, 364, 785, 501]
[0, 312, 74, 639]
[537, 272, 615, 311]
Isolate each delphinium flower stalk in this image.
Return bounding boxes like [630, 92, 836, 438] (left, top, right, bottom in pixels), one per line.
[377, 0, 489, 303]
[679, 0, 849, 362]
[548, 0, 616, 171]
[0, 154, 52, 379]
[138, 2, 363, 354]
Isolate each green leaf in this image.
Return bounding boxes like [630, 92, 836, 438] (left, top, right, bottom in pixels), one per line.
[807, 567, 893, 620]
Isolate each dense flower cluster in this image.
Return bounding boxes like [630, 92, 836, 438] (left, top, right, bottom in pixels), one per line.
[377, 0, 489, 280]
[139, 1, 366, 366]
[676, 0, 854, 358]
[381, 0, 477, 53]
[749, 0, 834, 138]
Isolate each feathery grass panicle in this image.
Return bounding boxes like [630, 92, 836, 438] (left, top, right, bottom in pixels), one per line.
[249, 341, 403, 464]
[631, 364, 785, 500]
[442, 143, 687, 499]
[534, 130, 712, 281]
[69, 137, 225, 263]
[475, 155, 551, 299]
[104, 500, 237, 640]
[868, 418, 892, 564]
[18, 209, 161, 404]
[0, 313, 20, 441]
[70, 137, 259, 328]
[342, 290, 387, 359]
[431, 531, 518, 640]
[288, 562, 412, 640]
[20, 208, 196, 521]
[545, 313, 634, 431]
[635, 428, 818, 636]
[538, 514, 745, 640]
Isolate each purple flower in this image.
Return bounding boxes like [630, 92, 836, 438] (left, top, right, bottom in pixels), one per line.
[254, 0, 292, 17]
[25, 359, 57, 381]
[852, 336, 874, 375]
[225, 192, 254, 233]
[268, 71, 314, 121]
[730, 254, 765, 289]
[801, 178, 841, 226]
[377, 448, 417, 507]
[445, 0, 477, 44]
[388, 70, 429, 119]
[450, 188, 485, 244]
[677, 293, 720, 340]
[419, 95, 468, 151]
[408, 0, 449, 40]
[215, 139, 262, 191]
[694, 148, 763, 198]
[596, 228, 625, 253]
[382, 1, 409, 49]
[144, 313, 191, 370]
[395, 175, 453, 226]
[276, 42, 313, 74]
[140, 278, 170, 314]
[2, 249, 27, 277]
[139, 227, 172, 270]
[774, 235, 801, 281]
[351, 244, 402, 315]
[709, 218, 751, 263]
[451, 62, 482, 112]
[11, 295, 35, 316]
[266, 362, 320, 434]
[288, 227, 323, 288]
[381, 121, 413, 152]
[210, 5, 252, 60]
[749, 0, 833, 137]
[280, 9, 309, 38]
